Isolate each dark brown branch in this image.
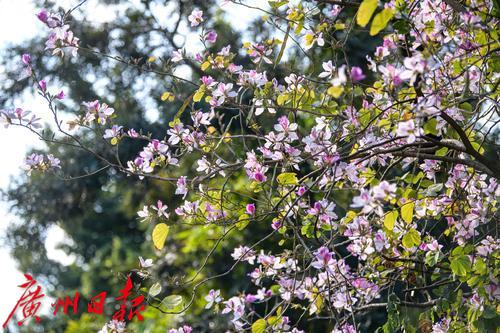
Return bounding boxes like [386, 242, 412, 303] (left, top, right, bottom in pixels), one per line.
[439, 111, 500, 178]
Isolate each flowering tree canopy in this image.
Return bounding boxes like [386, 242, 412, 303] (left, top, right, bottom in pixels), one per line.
[2, 0, 499, 332]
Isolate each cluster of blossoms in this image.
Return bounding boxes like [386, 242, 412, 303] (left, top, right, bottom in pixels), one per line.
[0, 107, 42, 130]
[98, 320, 126, 333]
[10, 0, 500, 332]
[81, 100, 115, 125]
[220, 245, 381, 331]
[243, 40, 278, 64]
[167, 110, 213, 150]
[168, 325, 193, 333]
[22, 153, 61, 175]
[126, 139, 178, 176]
[37, 9, 80, 57]
[137, 200, 170, 222]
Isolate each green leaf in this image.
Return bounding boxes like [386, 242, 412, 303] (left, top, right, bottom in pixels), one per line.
[473, 258, 487, 275]
[152, 223, 170, 250]
[270, 284, 280, 294]
[451, 255, 471, 277]
[435, 147, 448, 156]
[370, 8, 395, 35]
[459, 102, 472, 112]
[268, 316, 280, 326]
[423, 118, 439, 136]
[334, 23, 346, 30]
[277, 172, 299, 185]
[301, 224, 314, 238]
[251, 319, 267, 333]
[402, 228, 421, 248]
[402, 171, 423, 185]
[393, 19, 410, 34]
[451, 246, 464, 256]
[161, 295, 183, 310]
[425, 183, 443, 196]
[236, 214, 250, 230]
[471, 141, 485, 154]
[384, 210, 398, 230]
[149, 282, 162, 297]
[269, 1, 288, 9]
[357, 0, 378, 27]
[400, 202, 414, 224]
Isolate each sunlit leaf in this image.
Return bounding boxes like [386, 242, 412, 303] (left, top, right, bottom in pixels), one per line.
[384, 210, 398, 230]
[149, 282, 162, 297]
[451, 255, 471, 277]
[357, 0, 378, 27]
[327, 85, 344, 98]
[402, 228, 421, 248]
[152, 223, 169, 250]
[277, 172, 298, 185]
[370, 8, 394, 35]
[251, 319, 267, 333]
[193, 87, 205, 102]
[161, 91, 175, 102]
[201, 61, 211, 71]
[400, 202, 414, 224]
[161, 295, 183, 310]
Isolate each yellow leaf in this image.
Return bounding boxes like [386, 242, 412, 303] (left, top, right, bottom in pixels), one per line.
[384, 210, 398, 230]
[277, 172, 298, 185]
[193, 88, 205, 102]
[207, 126, 217, 134]
[110, 137, 118, 145]
[152, 223, 169, 250]
[147, 56, 156, 62]
[327, 85, 344, 98]
[345, 210, 357, 223]
[318, 23, 328, 32]
[169, 117, 181, 128]
[294, 20, 304, 34]
[304, 33, 314, 47]
[401, 202, 414, 224]
[356, 0, 378, 27]
[251, 319, 267, 333]
[314, 294, 324, 314]
[201, 61, 211, 71]
[370, 8, 394, 36]
[334, 23, 346, 30]
[277, 94, 287, 106]
[161, 92, 174, 102]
